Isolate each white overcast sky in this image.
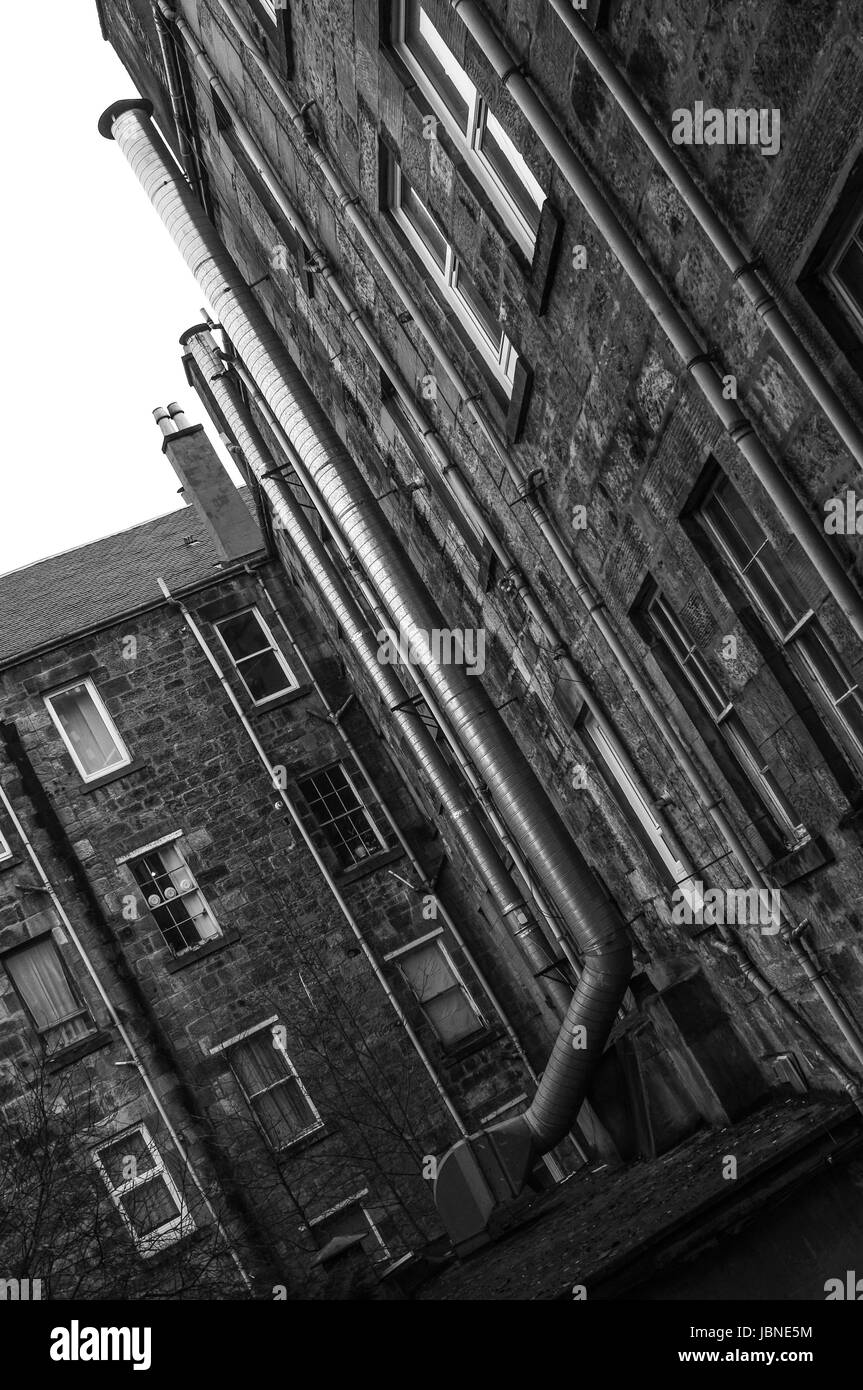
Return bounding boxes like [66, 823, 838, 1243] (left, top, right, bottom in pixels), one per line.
[0, 2, 240, 578]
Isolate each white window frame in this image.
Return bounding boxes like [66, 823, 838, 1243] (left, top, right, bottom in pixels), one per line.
[127, 841, 222, 959]
[392, 0, 545, 256]
[44, 676, 132, 784]
[93, 1124, 193, 1257]
[390, 935, 486, 1044]
[300, 761, 390, 868]
[227, 1021, 324, 1151]
[0, 829, 11, 862]
[700, 476, 863, 768]
[213, 606, 300, 706]
[390, 164, 518, 395]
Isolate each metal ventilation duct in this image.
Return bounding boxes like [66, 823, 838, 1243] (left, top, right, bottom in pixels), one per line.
[99, 99, 631, 1245]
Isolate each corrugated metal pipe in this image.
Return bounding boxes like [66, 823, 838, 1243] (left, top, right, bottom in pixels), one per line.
[448, 0, 863, 649]
[101, 101, 632, 1241]
[546, 0, 863, 473]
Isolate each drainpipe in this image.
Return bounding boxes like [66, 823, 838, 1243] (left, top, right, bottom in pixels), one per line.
[254, 575, 543, 1088]
[0, 781, 254, 1291]
[156, 574, 468, 1138]
[183, 327, 573, 1010]
[546, 0, 863, 474]
[448, 0, 863, 649]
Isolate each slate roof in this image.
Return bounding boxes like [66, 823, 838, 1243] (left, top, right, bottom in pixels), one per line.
[0, 495, 259, 667]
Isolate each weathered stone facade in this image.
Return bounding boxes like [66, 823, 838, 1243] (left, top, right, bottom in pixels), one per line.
[12, 0, 862, 1290]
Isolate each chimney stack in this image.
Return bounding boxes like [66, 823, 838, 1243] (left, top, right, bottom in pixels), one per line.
[153, 402, 262, 563]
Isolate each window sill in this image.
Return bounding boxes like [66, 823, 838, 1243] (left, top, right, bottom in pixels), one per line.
[79, 760, 149, 794]
[274, 1124, 330, 1160]
[333, 846, 404, 885]
[439, 1027, 504, 1068]
[249, 682, 313, 715]
[45, 1029, 113, 1073]
[164, 929, 241, 974]
[765, 834, 834, 887]
[0, 856, 22, 874]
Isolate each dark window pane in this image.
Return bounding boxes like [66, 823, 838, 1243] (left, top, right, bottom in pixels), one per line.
[98, 1132, 157, 1188]
[399, 177, 448, 271]
[403, 0, 472, 133]
[453, 263, 500, 347]
[240, 651, 291, 700]
[219, 611, 268, 660]
[120, 1176, 180, 1238]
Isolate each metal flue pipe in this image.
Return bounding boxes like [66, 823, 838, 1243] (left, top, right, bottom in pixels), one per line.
[100, 103, 631, 1223]
[546, 0, 863, 474]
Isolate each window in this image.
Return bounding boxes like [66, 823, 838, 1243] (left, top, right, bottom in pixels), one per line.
[2, 936, 96, 1055]
[44, 678, 131, 783]
[128, 843, 221, 958]
[227, 1024, 322, 1150]
[93, 1126, 192, 1255]
[0, 830, 11, 862]
[214, 607, 299, 705]
[699, 474, 863, 767]
[314, 1198, 390, 1263]
[394, 937, 484, 1046]
[643, 588, 808, 848]
[298, 763, 390, 871]
[581, 713, 701, 903]
[825, 205, 863, 334]
[392, 0, 545, 255]
[388, 163, 518, 395]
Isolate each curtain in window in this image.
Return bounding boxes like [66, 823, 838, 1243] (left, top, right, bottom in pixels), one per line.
[51, 685, 124, 776]
[400, 944, 481, 1044]
[5, 938, 92, 1051]
[229, 1031, 317, 1146]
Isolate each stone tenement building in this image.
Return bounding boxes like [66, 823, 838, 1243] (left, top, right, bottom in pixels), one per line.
[12, 0, 862, 1288]
[0, 438, 553, 1298]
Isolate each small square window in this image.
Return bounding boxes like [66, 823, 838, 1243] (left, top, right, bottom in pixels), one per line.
[44, 677, 131, 783]
[128, 843, 222, 958]
[214, 607, 299, 705]
[94, 1125, 193, 1256]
